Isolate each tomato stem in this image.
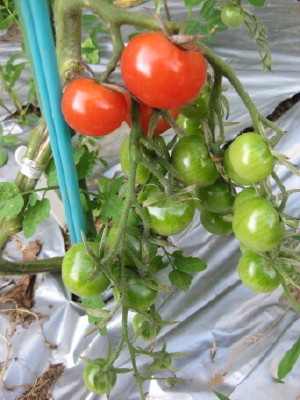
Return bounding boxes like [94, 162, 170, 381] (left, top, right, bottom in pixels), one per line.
[0, 256, 62, 276]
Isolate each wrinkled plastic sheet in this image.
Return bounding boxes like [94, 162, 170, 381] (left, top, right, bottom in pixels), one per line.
[0, 1, 300, 399]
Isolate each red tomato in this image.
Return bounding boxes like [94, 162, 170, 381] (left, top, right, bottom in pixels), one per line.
[123, 94, 180, 135]
[121, 32, 207, 109]
[61, 78, 127, 136]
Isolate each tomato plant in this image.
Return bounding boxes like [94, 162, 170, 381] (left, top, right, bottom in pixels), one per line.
[247, 0, 265, 6]
[237, 250, 281, 293]
[176, 114, 204, 137]
[62, 242, 110, 297]
[120, 136, 150, 184]
[196, 179, 235, 214]
[223, 132, 275, 185]
[200, 210, 233, 236]
[233, 187, 258, 212]
[61, 78, 127, 136]
[83, 359, 117, 394]
[232, 197, 285, 252]
[120, 31, 207, 108]
[138, 185, 195, 236]
[171, 135, 219, 187]
[221, 5, 245, 28]
[132, 310, 162, 340]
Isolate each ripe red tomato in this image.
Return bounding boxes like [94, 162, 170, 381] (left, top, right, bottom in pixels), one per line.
[237, 250, 281, 293]
[121, 32, 207, 109]
[123, 94, 180, 135]
[61, 78, 127, 136]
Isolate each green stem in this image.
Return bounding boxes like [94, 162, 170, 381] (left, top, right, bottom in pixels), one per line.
[281, 279, 300, 312]
[0, 256, 62, 276]
[100, 23, 124, 82]
[208, 69, 222, 143]
[0, 68, 23, 116]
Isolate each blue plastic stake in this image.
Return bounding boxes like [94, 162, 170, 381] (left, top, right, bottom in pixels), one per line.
[16, 0, 86, 244]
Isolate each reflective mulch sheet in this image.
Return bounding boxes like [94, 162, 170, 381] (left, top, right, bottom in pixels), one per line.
[0, 1, 299, 399]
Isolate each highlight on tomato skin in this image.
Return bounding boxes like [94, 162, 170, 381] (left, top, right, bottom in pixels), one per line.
[120, 31, 207, 109]
[61, 78, 127, 136]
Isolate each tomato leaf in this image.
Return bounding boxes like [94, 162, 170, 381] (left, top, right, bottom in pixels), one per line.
[100, 196, 123, 224]
[213, 391, 230, 400]
[81, 296, 107, 335]
[277, 337, 300, 381]
[169, 270, 193, 292]
[0, 182, 24, 222]
[172, 250, 207, 273]
[0, 149, 8, 167]
[98, 176, 124, 200]
[23, 198, 50, 238]
[184, 0, 205, 6]
[81, 36, 100, 64]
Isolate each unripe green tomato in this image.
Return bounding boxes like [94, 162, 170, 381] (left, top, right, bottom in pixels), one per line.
[176, 114, 204, 138]
[233, 197, 285, 252]
[196, 179, 235, 214]
[180, 84, 210, 121]
[221, 5, 245, 28]
[237, 250, 281, 293]
[62, 242, 110, 298]
[83, 359, 116, 394]
[223, 133, 275, 185]
[120, 135, 150, 184]
[138, 185, 195, 236]
[133, 312, 162, 340]
[171, 135, 219, 187]
[112, 267, 157, 312]
[200, 210, 233, 235]
[233, 187, 258, 213]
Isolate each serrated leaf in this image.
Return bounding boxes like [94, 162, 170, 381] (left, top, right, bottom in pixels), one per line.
[82, 36, 100, 64]
[81, 296, 107, 335]
[169, 270, 193, 292]
[213, 391, 230, 400]
[277, 337, 300, 381]
[28, 192, 37, 206]
[0, 182, 24, 222]
[100, 196, 123, 224]
[98, 176, 124, 199]
[172, 250, 207, 274]
[81, 14, 100, 26]
[23, 198, 50, 238]
[0, 149, 8, 167]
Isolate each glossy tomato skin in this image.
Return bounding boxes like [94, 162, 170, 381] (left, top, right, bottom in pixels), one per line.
[196, 179, 235, 214]
[133, 311, 162, 340]
[138, 185, 195, 236]
[121, 32, 207, 109]
[120, 136, 150, 184]
[180, 84, 210, 121]
[83, 359, 116, 394]
[177, 114, 204, 138]
[233, 197, 285, 252]
[61, 78, 127, 136]
[171, 135, 219, 187]
[200, 210, 233, 236]
[112, 266, 157, 312]
[62, 242, 110, 297]
[237, 250, 281, 292]
[223, 133, 275, 185]
[221, 5, 245, 28]
[233, 187, 258, 213]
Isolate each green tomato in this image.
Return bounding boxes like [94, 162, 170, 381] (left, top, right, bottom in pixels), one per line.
[83, 359, 116, 394]
[120, 135, 150, 184]
[62, 242, 110, 298]
[133, 311, 162, 340]
[180, 84, 210, 121]
[196, 179, 235, 214]
[112, 266, 157, 312]
[233, 187, 259, 213]
[247, 0, 265, 7]
[221, 5, 245, 28]
[223, 133, 275, 185]
[171, 135, 219, 187]
[200, 210, 233, 236]
[237, 250, 281, 292]
[176, 114, 204, 138]
[233, 197, 285, 252]
[138, 185, 195, 236]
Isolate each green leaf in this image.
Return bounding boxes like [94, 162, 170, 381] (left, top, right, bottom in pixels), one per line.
[0, 14, 14, 30]
[169, 270, 193, 292]
[100, 196, 123, 224]
[82, 36, 100, 64]
[149, 255, 169, 274]
[25, 113, 39, 127]
[184, 0, 204, 6]
[28, 192, 37, 206]
[81, 296, 107, 335]
[23, 198, 50, 238]
[81, 14, 100, 26]
[0, 182, 24, 222]
[0, 149, 8, 167]
[277, 337, 300, 381]
[172, 250, 207, 274]
[3, 134, 27, 147]
[213, 391, 230, 400]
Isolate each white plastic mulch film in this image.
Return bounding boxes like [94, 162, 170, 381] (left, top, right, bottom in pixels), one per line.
[0, 1, 300, 399]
